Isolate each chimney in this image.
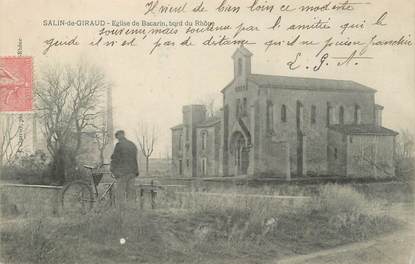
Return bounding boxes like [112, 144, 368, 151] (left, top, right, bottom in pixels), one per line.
[375, 104, 383, 126]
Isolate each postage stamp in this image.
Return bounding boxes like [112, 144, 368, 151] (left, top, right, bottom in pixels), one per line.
[0, 56, 33, 112]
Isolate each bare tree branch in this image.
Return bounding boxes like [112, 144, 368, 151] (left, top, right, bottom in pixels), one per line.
[196, 93, 221, 117]
[0, 114, 25, 167]
[36, 62, 108, 184]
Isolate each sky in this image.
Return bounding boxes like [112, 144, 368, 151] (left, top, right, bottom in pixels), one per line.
[1, 0, 414, 158]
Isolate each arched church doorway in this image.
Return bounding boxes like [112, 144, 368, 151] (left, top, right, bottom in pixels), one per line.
[230, 131, 249, 176]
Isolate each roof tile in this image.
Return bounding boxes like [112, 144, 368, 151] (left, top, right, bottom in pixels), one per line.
[329, 124, 398, 136]
[248, 74, 376, 92]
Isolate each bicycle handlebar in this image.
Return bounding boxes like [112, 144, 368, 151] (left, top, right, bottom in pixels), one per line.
[83, 163, 111, 169]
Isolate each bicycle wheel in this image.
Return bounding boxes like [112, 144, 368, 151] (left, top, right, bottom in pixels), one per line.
[61, 180, 94, 215]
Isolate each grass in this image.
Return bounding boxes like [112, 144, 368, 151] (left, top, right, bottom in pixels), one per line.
[0, 184, 405, 264]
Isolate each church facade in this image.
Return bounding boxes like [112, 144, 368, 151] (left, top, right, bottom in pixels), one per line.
[171, 47, 398, 179]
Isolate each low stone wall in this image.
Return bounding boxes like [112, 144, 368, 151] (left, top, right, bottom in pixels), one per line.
[0, 184, 62, 217]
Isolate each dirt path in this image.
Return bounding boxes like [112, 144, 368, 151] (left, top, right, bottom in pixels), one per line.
[270, 227, 414, 264]
[268, 202, 415, 264]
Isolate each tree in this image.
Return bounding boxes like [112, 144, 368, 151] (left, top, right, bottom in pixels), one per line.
[94, 122, 111, 166]
[135, 122, 157, 175]
[0, 114, 25, 168]
[36, 62, 107, 184]
[197, 93, 221, 117]
[395, 130, 415, 179]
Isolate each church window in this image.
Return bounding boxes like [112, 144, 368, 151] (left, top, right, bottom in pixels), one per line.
[186, 159, 190, 168]
[296, 101, 303, 129]
[339, 106, 344, 125]
[327, 102, 331, 126]
[334, 148, 338, 160]
[311, 105, 316, 124]
[179, 160, 183, 175]
[185, 125, 189, 140]
[281, 104, 287, 122]
[266, 101, 274, 132]
[201, 158, 207, 175]
[178, 133, 182, 151]
[201, 131, 208, 150]
[237, 58, 243, 76]
[236, 98, 241, 118]
[354, 104, 361, 124]
[243, 97, 247, 116]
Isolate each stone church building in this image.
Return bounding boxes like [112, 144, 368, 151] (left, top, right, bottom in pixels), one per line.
[171, 47, 398, 179]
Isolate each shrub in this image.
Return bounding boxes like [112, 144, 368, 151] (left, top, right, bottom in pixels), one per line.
[314, 184, 376, 215]
[0, 150, 53, 185]
[301, 184, 398, 243]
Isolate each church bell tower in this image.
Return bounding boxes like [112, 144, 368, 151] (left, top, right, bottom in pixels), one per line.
[232, 46, 253, 86]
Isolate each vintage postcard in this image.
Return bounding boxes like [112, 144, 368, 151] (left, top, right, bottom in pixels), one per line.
[0, 0, 414, 263]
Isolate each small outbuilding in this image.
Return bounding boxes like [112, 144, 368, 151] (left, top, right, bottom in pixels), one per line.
[328, 124, 398, 178]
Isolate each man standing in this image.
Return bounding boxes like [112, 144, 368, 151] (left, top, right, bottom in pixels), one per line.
[110, 130, 139, 208]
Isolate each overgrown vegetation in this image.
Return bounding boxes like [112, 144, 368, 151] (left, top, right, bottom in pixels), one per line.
[395, 130, 415, 181]
[0, 185, 403, 264]
[0, 150, 53, 185]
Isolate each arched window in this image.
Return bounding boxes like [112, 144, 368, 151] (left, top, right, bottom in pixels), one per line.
[339, 106, 344, 125]
[201, 158, 207, 176]
[281, 104, 287, 122]
[236, 98, 241, 118]
[243, 97, 247, 116]
[237, 58, 243, 76]
[201, 131, 208, 150]
[311, 105, 317, 125]
[296, 100, 303, 129]
[354, 104, 361, 124]
[266, 101, 274, 132]
[326, 102, 331, 126]
[178, 160, 183, 175]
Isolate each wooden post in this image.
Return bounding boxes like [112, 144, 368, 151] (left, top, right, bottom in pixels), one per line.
[150, 180, 156, 209]
[151, 189, 156, 209]
[140, 188, 144, 210]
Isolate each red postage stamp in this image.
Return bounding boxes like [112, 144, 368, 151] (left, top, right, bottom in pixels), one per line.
[0, 57, 33, 112]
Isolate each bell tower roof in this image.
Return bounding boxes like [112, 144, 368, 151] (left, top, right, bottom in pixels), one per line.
[231, 45, 253, 59]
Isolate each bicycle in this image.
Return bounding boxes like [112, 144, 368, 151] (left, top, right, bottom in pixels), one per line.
[60, 163, 116, 214]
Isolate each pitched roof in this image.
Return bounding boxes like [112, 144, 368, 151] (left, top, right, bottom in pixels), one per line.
[170, 124, 184, 130]
[329, 124, 398, 136]
[232, 45, 253, 58]
[196, 116, 221, 128]
[170, 116, 221, 130]
[248, 74, 376, 92]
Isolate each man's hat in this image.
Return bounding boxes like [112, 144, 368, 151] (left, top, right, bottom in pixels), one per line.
[115, 130, 125, 138]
